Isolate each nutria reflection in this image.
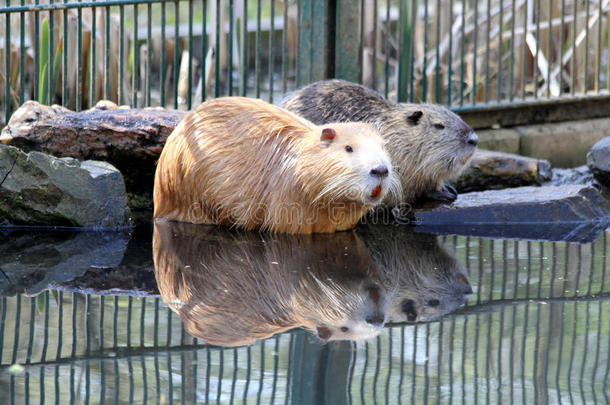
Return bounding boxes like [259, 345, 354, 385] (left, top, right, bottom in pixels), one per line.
[356, 224, 473, 323]
[153, 220, 388, 347]
[153, 221, 472, 347]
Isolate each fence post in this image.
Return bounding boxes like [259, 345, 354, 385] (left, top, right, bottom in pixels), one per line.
[334, 0, 361, 83]
[297, 0, 333, 86]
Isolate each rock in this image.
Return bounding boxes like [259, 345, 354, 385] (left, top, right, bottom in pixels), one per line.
[453, 150, 552, 193]
[0, 229, 130, 296]
[415, 185, 610, 226]
[0, 144, 131, 228]
[587, 137, 610, 187]
[549, 166, 595, 186]
[0, 101, 186, 198]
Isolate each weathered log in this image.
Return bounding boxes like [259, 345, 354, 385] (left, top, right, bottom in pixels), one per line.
[0, 100, 186, 199]
[453, 150, 552, 193]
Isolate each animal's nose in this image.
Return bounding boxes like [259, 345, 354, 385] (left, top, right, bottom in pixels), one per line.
[365, 315, 385, 326]
[466, 132, 479, 147]
[370, 165, 389, 178]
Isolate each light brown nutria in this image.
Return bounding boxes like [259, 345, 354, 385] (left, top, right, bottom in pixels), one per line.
[152, 221, 389, 347]
[281, 80, 479, 206]
[356, 224, 473, 323]
[153, 96, 399, 233]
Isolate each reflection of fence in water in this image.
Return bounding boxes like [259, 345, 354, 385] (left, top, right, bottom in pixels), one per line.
[0, 233, 608, 403]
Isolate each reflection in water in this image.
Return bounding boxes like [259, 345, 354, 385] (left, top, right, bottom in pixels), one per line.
[152, 220, 472, 346]
[357, 225, 473, 323]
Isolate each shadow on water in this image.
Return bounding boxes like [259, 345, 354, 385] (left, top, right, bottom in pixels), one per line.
[0, 221, 608, 403]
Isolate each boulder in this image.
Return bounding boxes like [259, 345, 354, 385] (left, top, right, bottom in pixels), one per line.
[415, 185, 610, 227]
[550, 166, 595, 186]
[587, 136, 610, 187]
[453, 150, 552, 193]
[0, 144, 131, 228]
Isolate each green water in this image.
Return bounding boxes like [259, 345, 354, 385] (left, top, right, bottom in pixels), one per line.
[0, 224, 608, 404]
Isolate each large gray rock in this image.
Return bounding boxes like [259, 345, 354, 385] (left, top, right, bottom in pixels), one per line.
[0, 144, 131, 228]
[550, 165, 595, 186]
[415, 185, 610, 226]
[587, 137, 610, 187]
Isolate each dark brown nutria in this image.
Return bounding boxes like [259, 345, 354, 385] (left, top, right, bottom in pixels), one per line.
[281, 80, 479, 207]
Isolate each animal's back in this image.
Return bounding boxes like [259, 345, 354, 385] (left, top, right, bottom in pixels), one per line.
[154, 97, 314, 227]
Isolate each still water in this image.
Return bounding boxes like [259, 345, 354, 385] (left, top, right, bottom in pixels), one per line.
[0, 222, 608, 404]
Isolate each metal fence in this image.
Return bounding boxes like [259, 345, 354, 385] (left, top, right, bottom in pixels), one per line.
[0, 233, 608, 403]
[2, 0, 610, 125]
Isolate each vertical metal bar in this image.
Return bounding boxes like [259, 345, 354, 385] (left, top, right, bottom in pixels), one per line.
[5, 0, 11, 122]
[435, 0, 441, 102]
[161, 0, 166, 106]
[56, 292, 63, 360]
[409, 0, 416, 101]
[127, 296, 133, 347]
[373, 337, 381, 402]
[571, 0, 577, 95]
[560, 0, 565, 95]
[11, 296, 21, 365]
[19, 0, 24, 105]
[77, 0, 82, 110]
[99, 295, 105, 350]
[104, 5, 110, 100]
[584, 0, 590, 93]
[255, 0, 261, 97]
[256, 341, 265, 404]
[188, 0, 193, 107]
[372, 0, 378, 90]
[48, 0, 54, 104]
[133, 3, 139, 108]
[240, 0, 247, 97]
[359, 0, 365, 84]
[596, 0, 602, 92]
[0, 297, 6, 363]
[497, 0, 503, 102]
[119, 5, 125, 105]
[34, 0, 39, 101]
[174, 0, 180, 107]
[459, 0, 466, 105]
[534, 0, 541, 98]
[41, 291, 49, 361]
[26, 298, 35, 364]
[384, 0, 390, 99]
[484, 0, 491, 102]
[147, 2, 152, 106]
[546, 0, 552, 98]
[202, 0, 208, 101]
[228, 0, 234, 96]
[472, 0, 478, 104]
[447, 0, 453, 107]
[385, 328, 392, 404]
[422, 0, 428, 101]
[520, 0, 528, 99]
[282, 0, 287, 94]
[509, 0, 515, 101]
[140, 297, 146, 347]
[91, 4, 96, 107]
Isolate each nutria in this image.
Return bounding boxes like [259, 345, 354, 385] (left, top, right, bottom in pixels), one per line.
[152, 221, 388, 347]
[356, 224, 473, 323]
[153, 97, 400, 234]
[281, 80, 478, 206]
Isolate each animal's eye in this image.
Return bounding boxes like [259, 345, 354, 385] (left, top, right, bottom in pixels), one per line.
[345, 145, 353, 153]
[340, 326, 349, 332]
[434, 123, 445, 130]
[427, 299, 440, 307]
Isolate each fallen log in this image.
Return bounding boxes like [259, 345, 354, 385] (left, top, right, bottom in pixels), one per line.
[0, 100, 186, 200]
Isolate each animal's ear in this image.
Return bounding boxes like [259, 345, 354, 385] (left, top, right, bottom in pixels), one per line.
[407, 111, 423, 125]
[316, 326, 332, 343]
[319, 127, 336, 147]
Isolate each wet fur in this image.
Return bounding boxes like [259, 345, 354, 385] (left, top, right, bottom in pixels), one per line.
[154, 96, 399, 233]
[281, 80, 476, 206]
[153, 221, 388, 347]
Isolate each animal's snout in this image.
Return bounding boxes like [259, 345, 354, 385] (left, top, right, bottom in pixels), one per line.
[466, 131, 479, 147]
[370, 165, 389, 178]
[365, 315, 385, 326]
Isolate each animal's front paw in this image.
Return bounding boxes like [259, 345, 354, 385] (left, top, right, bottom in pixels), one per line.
[422, 184, 458, 204]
